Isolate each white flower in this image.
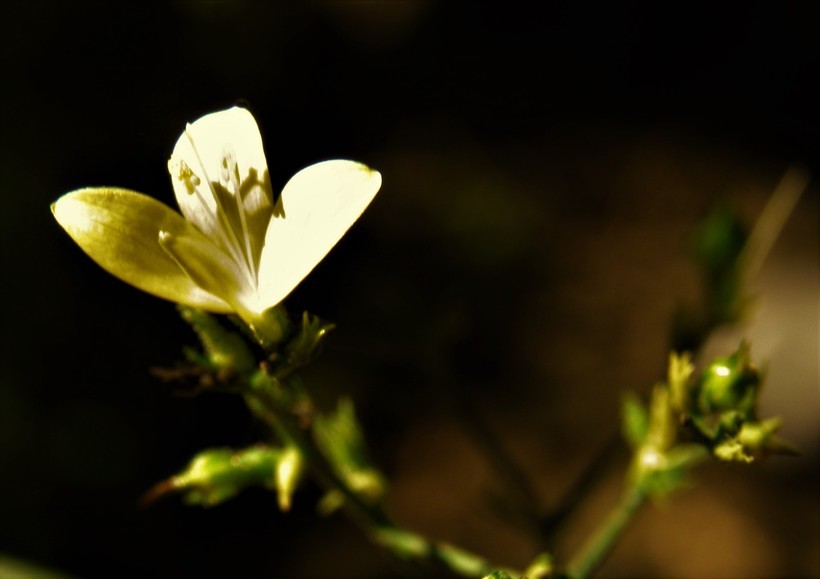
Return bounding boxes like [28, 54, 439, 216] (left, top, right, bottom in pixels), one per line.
[52, 107, 381, 339]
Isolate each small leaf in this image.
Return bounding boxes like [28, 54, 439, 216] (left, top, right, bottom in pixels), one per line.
[314, 398, 387, 503]
[621, 391, 649, 450]
[373, 528, 429, 559]
[316, 489, 346, 516]
[646, 385, 676, 453]
[280, 311, 335, 374]
[435, 542, 489, 577]
[668, 352, 694, 414]
[690, 201, 748, 323]
[664, 444, 708, 471]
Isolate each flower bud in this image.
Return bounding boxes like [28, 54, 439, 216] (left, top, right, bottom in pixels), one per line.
[697, 342, 759, 414]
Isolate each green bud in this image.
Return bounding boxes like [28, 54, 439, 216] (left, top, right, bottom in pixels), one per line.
[275, 446, 304, 512]
[144, 445, 281, 507]
[697, 342, 760, 414]
[522, 553, 554, 579]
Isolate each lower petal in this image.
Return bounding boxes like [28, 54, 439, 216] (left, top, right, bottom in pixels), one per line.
[159, 231, 261, 320]
[52, 187, 232, 312]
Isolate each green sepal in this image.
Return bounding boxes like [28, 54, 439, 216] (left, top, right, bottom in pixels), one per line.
[244, 304, 291, 349]
[178, 306, 256, 374]
[279, 311, 335, 376]
[714, 417, 798, 463]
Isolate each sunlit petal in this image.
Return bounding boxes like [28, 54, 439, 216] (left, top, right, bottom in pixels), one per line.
[256, 160, 382, 308]
[52, 188, 233, 312]
[168, 107, 274, 266]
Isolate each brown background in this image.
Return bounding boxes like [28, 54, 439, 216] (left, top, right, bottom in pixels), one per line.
[1, 2, 817, 577]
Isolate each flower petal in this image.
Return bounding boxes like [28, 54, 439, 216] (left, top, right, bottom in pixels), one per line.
[158, 231, 261, 319]
[168, 107, 274, 267]
[52, 188, 233, 312]
[256, 160, 382, 309]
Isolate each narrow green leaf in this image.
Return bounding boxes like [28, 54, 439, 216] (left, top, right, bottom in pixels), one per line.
[621, 391, 649, 450]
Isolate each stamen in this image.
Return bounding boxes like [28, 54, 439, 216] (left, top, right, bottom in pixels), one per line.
[183, 129, 256, 289]
[222, 149, 258, 283]
[173, 158, 225, 243]
[177, 163, 200, 194]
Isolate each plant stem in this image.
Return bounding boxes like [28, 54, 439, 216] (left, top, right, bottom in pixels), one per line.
[565, 484, 647, 579]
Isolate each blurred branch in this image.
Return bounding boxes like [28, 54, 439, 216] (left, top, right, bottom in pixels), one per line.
[737, 165, 810, 283]
[538, 433, 623, 545]
[450, 384, 546, 538]
[542, 165, 809, 567]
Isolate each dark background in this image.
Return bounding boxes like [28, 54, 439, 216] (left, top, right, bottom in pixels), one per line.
[1, 2, 818, 577]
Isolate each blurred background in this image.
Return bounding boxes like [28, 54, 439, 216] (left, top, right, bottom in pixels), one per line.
[1, 2, 817, 577]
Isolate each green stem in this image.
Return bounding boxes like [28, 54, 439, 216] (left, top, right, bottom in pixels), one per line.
[244, 373, 510, 577]
[242, 385, 391, 530]
[565, 485, 647, 579]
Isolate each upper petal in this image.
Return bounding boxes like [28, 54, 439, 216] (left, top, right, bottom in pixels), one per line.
[52, 187, 233, 313]
[256, 160, 382, 309]
[168, 107, 274, 266]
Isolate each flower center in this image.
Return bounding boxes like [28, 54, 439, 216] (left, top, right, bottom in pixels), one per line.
[178, 134, 259, 291]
